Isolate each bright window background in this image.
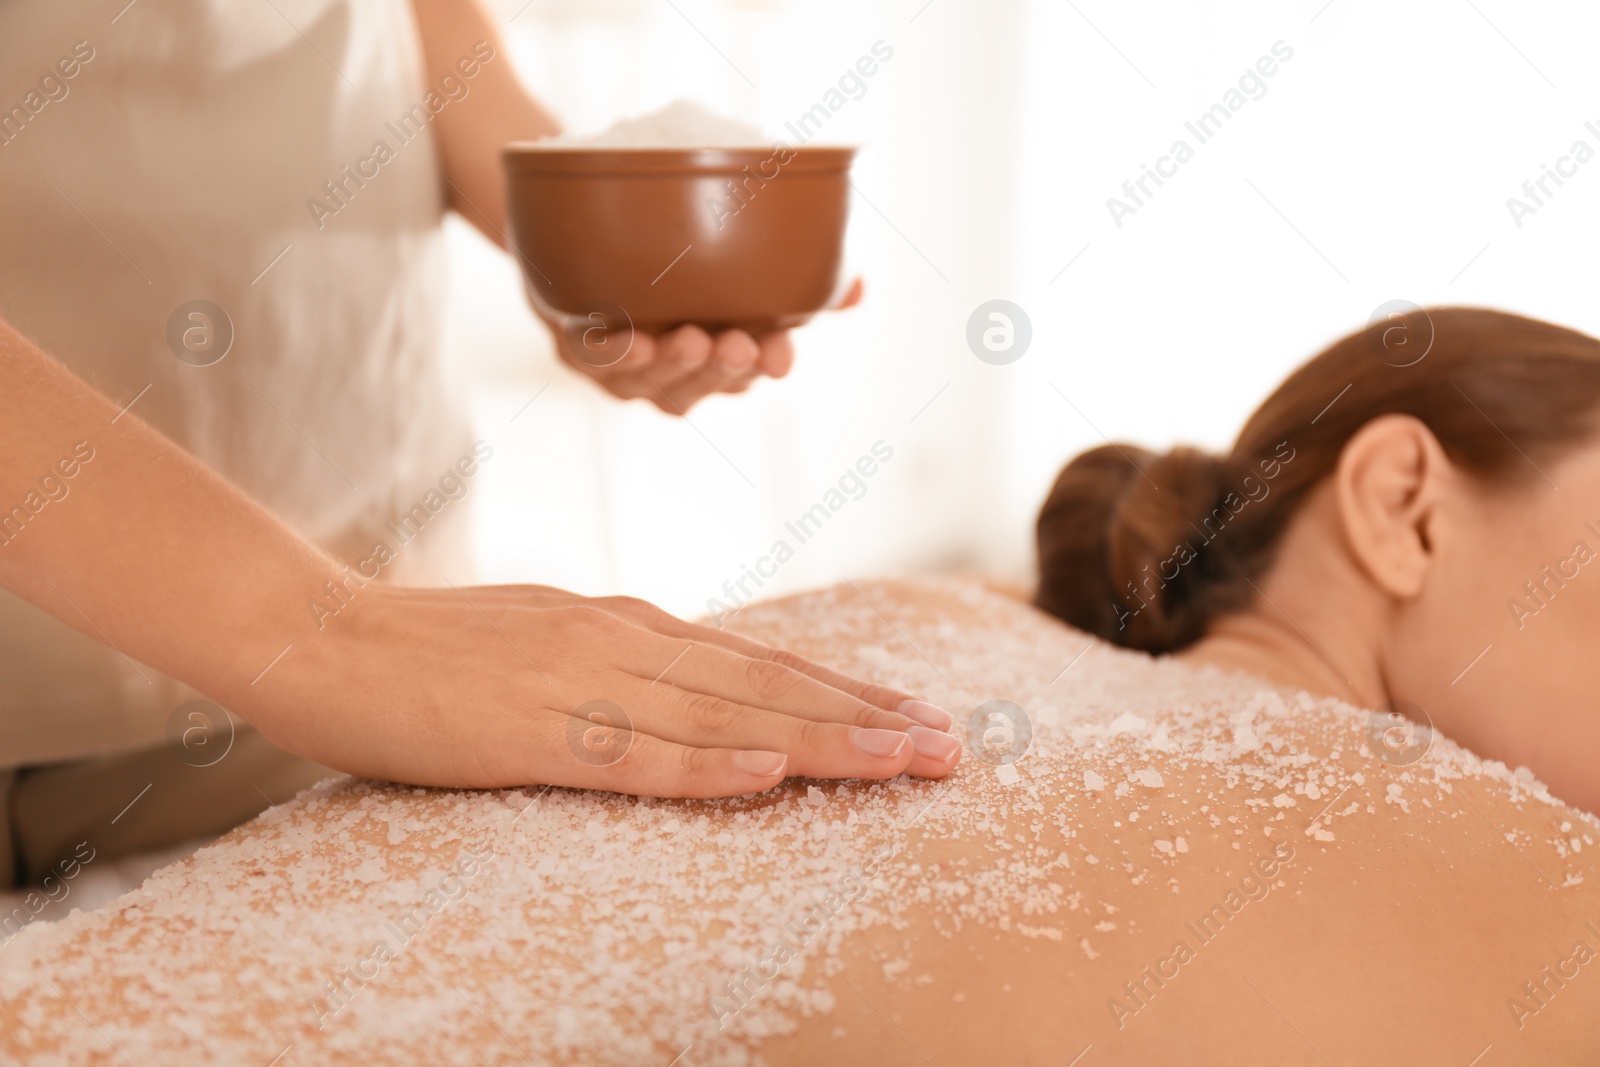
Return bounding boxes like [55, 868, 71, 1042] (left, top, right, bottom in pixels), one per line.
[450, 0, 1600, 620]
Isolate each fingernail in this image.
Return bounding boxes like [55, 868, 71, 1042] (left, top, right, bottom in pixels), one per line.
[733, 750, 787, 777]
[852, 729, 910, 759]
[908, 726, 962, 761]
[897, 699, 953, 731]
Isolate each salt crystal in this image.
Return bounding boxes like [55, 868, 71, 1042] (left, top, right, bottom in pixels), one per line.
[1107, 713, 1148, 736]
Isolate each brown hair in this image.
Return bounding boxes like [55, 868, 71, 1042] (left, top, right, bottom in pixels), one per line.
[1035, 307, 1600, 653]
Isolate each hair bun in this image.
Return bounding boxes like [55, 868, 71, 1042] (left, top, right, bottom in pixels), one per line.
[1035, 444, 1238, 652]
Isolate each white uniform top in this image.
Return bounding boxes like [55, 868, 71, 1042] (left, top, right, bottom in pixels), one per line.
[0, 0, 475, 766]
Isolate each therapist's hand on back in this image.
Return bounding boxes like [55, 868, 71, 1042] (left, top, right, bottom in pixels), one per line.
[262, 581, 960, 795]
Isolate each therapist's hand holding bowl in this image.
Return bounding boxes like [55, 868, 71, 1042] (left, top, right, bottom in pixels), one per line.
[537, 279, 862, 414]
[504, 141, 861, 413]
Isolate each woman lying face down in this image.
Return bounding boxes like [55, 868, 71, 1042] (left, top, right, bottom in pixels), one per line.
[1037, 306, 1600, 814]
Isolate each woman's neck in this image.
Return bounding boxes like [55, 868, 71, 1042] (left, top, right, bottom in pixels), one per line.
[1180, 609, 1385, 710]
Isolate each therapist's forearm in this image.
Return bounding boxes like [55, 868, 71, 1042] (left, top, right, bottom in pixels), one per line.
[411, 0, 560, 248]
[0, 317, 343, 702]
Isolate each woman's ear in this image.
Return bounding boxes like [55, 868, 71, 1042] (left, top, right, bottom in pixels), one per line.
[1333, 414, 1450, 600]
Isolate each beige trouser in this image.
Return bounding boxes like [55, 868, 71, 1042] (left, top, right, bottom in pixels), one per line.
[1, 728, 334, 889]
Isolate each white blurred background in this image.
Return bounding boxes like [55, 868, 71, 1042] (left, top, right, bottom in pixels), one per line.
[453, 0, 1600, 620]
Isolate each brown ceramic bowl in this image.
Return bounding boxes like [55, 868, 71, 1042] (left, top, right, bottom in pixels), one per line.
[502, 144, 856, 341]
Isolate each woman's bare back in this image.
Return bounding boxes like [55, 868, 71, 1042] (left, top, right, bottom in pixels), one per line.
[2, 579, 1595, 1065]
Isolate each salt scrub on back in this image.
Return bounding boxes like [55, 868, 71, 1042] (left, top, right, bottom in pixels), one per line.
[5, 579, 1593, 1066]
[541, 100, 766, 148]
